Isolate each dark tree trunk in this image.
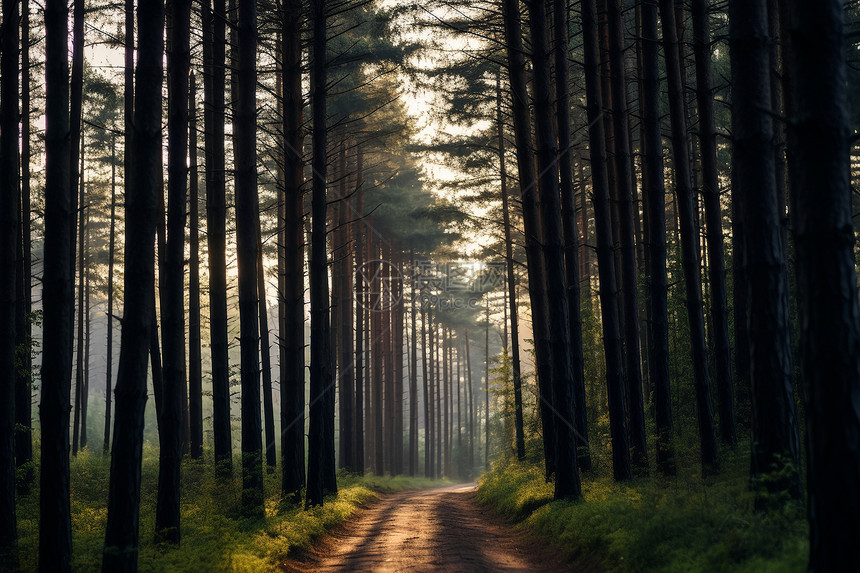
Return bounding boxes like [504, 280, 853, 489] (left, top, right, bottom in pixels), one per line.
[500, 0, 556, 481]
[659, 0, 719, 473]
[691, 0, 736, 448]
[73, 136, 86, 456]
[307, 0, 338, 506]
[82, 215, 90, 450]
[370, 243, 385, 476]
[639, 0, 674, 475]
[102, 2, 163, 569]
[156, 0, 191, 543]
[439, 319, 445, 473]
[337, 149, 355, 472]
[233, 0, 264, 516]
[465, 331, 475, 475]
[104, 136, 117, 455]
[0, 0, 20, 552]
[442, 326, 449, 476]
[258, 203, 276, 469]
[553, 0, 591, 473]
[409, 254, 419, 477]
[256, 272, 275, 468]
[495, 75, 525, 462]
[68, 0, 84, 368]
[188, 75, 203, 460]
[728, 0, 800, 506]
[38, 0, 73, 568]
[353, 170, 365, 475]
[280, 0, 306, 502]
[15, 1, 34, 492]
[205, 0, 232, 473]
[580, 0, 631, 482]
[524, 0, 584, 494]
[606, 0, 647, 473]
[422, 308, 431, 478]
[484, 306, 490, 471]
[393, 256, 405, 475]
[783, 1, 860, 567]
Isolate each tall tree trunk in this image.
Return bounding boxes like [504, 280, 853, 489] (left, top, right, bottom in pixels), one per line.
[102, 2, 163, 569]
[104, 136, 117, 455]
[337, 148, 355, 472]
[307, 0, 337, 506]
[73, 136, 86, 456]
[205, 0, 232, 474]
[0, 0, 20, 552]
[464, 330, 474, 472]
[691, 0, 736, 448]
[496, 75, 525, 462]
[553, 0, 591, 473]
[156, 0, 191, 543]
[82, 217, 90, 450]
[783, 1, 860, 567]
[484, 306, 490, 471]
[68, 0, 84, 370]
[500, 0, 556, 480]
[465, 331, 475, 476]
[38, 0, 73, 567]
[280, 0, 306, 502]
[393, 255, 405, 475]
[15, 0, 34, 491]
[659, 0, 719, 473]
[258, 204, 276, 469]
[729, 0, 800, 506]
[409, 253, 419, 477]
[580, 0, 631, 482]
[442, 326, 449, 476]
[256, 226, 277, 469]
[606, 0, 647, 472]
[422, 307, 431, 478]
[188, 75, 203, 460]
[640, 0, 674, 475]
[234, 0, 264, 516]
[353, 169, 365, 475]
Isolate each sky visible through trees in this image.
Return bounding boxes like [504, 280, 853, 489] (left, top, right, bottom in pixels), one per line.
[1, 0, 860, 571]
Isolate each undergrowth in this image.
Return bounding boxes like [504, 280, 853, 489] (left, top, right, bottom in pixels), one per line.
[14, 446, 448, 572]
[476, 443, 807, 572]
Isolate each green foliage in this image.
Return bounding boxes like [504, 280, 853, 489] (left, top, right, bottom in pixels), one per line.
[477, 448, 807, 572]
[13, 449, 448, 572]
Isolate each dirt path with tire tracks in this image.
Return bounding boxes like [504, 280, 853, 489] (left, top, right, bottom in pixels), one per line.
[282, 483, 582, 572]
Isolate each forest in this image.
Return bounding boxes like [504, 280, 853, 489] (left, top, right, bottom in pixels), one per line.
[1, 0, 859, 571]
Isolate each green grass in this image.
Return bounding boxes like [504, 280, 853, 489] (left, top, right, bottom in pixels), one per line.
[13, 447, 449, 572]
[476, 445, 808, 572]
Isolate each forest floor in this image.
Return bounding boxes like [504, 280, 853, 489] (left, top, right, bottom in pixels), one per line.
[282, 483, 580, 572]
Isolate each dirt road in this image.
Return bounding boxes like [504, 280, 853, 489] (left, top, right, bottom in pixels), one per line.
[283, 483, 577, 573]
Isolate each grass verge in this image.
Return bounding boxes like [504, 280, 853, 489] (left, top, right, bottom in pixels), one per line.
[476, 446, 807, 572]
[14, 447, 448, 572]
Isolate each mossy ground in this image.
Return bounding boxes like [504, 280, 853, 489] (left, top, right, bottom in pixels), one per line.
[476, 443, 808, 572]
[13, 447, 448, 572]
